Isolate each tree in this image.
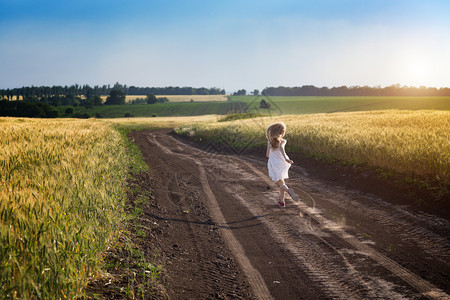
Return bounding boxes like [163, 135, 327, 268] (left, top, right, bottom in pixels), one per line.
[146, 94, 158, 104]
[0, 100, 58, 118]
[196, 87, 209, 95]
[158, 97, 169, 103]
[84, 85, 94, 99]
[253, 89, 259, 96]
[91, 95, 103, 106]
[105, 89, 125, 105]
[233, 89, 246, 96]
[260, 99, 270, 109]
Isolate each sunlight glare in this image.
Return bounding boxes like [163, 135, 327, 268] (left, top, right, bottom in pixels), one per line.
[403, 52, 433, 86]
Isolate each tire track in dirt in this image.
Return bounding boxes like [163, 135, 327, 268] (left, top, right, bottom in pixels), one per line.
[146, 134, 274, 300]
[238, 159, 449, 300]
[132, 131, 256, 298]
[143, 130, 449, 299]
[292, 177, 450, 267]
[208, 159, 413, 299]
[221, 184, 369, 299]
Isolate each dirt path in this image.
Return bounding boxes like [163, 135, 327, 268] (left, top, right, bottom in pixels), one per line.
[131, 129, 449, 299]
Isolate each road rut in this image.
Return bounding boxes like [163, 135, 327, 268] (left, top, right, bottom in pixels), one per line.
[132, 129, 450, 299]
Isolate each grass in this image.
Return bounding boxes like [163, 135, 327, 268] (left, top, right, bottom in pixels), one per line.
[56, 95, 449, 118]
[5, 95, 450, 118]
[218, 112, 269, 122]
[230, 95, 450, 114]
[56, 101, 245, 118]
[0, 118, 149, 298]
[175, 110, 450, 186]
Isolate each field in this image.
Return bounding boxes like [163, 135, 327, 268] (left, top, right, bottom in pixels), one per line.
[176, 110, 450, 186]
[230, 95, 450, 114]
[106, 115, 220, 128]
[100, 95, 228, 103]
[0, 118, 136, 298]
[158, 95, 228, 102]
[57, 101, 245, 118]
[56, 96, 450, 118]
[1, 107, 449, 298]
[0, 115, 223, 298]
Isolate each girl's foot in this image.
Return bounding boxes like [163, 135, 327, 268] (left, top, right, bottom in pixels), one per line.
[278, 200, 285, 207]
[288, 189, 299, 202]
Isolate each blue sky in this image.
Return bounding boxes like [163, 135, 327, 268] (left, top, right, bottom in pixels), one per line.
[1, 0, 449, 92]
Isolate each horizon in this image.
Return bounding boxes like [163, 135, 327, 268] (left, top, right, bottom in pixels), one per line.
[1, 83, 450, 96]
[1, 0, 449, 92]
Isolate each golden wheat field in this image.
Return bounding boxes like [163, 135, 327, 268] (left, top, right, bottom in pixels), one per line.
[0, 115, 222, 298]
[0, 118, 131, 298]
[176, 110, 450, 185]
[157, 95, 228, 102]
[106, 115, 220, 127]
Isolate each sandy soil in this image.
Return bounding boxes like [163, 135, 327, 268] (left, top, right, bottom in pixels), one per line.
[93, 128, 449, 299]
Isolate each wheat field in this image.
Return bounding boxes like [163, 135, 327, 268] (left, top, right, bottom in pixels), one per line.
[155, 95, 228, 102]
[0, 118, 130, 298]
[176, 110, 450, 185]
[1, 110, 448, 297]
[0, 115, 221, 298]
[106, 115, 220, 127]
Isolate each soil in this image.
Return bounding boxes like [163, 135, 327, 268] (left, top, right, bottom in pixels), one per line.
[89, 128, 450, 299]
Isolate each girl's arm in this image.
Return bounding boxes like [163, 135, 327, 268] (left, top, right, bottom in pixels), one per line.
[266, 141, 270, 158]
[280, 143, 294, 164]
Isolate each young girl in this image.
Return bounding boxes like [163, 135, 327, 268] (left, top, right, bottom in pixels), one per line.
[266, 122, 299, 207]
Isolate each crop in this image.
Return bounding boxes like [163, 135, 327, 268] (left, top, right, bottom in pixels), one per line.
[0, 118, 130, 298]
[106, 115, 220, 128]
[176, 110, 450, 185]
[230, 95, 450, 114]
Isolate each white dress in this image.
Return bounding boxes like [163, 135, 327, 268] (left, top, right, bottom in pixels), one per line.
[267, 139, 291, 182]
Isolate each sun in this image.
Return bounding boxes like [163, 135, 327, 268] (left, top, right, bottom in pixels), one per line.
[403, 53, 433, 86]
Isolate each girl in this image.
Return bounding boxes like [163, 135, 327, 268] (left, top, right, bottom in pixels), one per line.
[266, 122, 299, 207]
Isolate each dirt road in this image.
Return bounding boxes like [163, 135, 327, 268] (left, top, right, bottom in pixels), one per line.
[131, 129, 449, 299]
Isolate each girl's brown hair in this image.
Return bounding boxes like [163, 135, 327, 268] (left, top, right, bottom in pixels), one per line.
[266, 122, 286, 149]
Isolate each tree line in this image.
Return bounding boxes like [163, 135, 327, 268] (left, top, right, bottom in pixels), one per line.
[0, 100, 58, 118]
[2, 83, 449, 101]
[261, 85, 450, 97]
[0, 82, 226, 102]
[126, 85, 225, 95]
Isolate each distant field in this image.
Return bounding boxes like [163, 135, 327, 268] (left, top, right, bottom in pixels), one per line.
[230, 96, 450, 114]
[55, 96, 449, 118]
[176, 110, 450, 186]
[155, 95, 228, 102]
[106, 115, 220, 127]
[57, 101, 245, 118]
[100, 95, 228, 103]
[4, 95, 450, 118]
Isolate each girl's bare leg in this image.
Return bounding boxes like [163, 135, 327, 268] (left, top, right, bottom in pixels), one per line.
[276, 179, 299, 202]
[277, 179, 290, 192]
[279, 189, 286, 203]
[276, 179, 289, 204]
